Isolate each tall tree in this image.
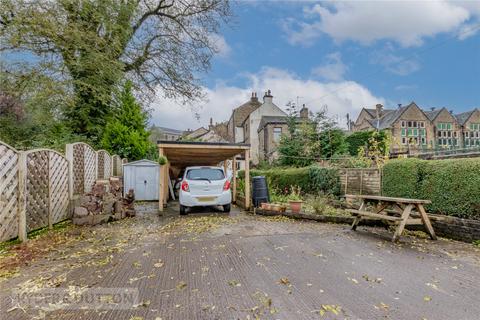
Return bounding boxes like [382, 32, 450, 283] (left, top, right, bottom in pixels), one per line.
[0, 0, 231, 142]
[101, 80, 150, 160]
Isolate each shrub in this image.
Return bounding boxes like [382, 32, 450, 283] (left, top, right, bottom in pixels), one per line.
[382, 158, 424, 199]
[309, 166, 341, 196]
[382, 158, 480, 219]
[238, 165, 341, 196]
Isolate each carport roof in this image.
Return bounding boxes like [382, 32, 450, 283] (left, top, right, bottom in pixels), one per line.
[157, 140, 250, 167]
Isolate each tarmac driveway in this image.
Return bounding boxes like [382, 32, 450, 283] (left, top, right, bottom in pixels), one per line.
[1, 203, 480, 320]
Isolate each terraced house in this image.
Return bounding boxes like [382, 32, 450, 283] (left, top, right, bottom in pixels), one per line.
[353, 102, 480, 150]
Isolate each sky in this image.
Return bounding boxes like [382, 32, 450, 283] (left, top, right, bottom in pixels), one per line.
[151, 0, 480, 130]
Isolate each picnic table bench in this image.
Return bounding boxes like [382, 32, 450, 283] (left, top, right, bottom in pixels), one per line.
[345, 194, 437, 242]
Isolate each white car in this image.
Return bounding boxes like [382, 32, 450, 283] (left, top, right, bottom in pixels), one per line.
[179, 166, 232, 215]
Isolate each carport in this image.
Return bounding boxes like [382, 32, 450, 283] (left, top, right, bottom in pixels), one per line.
[157, 141, 251, 212]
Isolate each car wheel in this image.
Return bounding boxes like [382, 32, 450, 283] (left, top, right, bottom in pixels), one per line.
[180, 205, 187, 215]
[223, 204, 231, 213]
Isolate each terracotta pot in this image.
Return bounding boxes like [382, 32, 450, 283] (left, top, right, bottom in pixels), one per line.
[289, 200, 303, 213]
[260, 203, 268, 210]
[265, 203, 272, 211]
[271, 204, 281, 212]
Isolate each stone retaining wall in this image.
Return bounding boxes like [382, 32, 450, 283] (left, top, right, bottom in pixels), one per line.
[254, 209, 480, 243]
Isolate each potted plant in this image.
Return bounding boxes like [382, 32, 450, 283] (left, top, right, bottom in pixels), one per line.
[288, 186, 303, 213]
[158, 155, 168, 166]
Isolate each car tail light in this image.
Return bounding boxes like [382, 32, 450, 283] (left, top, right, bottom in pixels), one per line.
[223, 180, 231, 191]
[181, 180, 190, 192]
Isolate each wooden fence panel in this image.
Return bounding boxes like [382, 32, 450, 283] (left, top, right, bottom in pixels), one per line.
[112, 155, 122, 176]
[339, 168, 381, 196]
[0, 142, 19, 242]
[26, 150, 50, 232]
[49, 152, 70, 224]
[72, 143, 85, 195]
[96, 150, 112, 179]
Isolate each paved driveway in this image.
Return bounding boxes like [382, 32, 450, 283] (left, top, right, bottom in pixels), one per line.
[1, 203, 480, 320]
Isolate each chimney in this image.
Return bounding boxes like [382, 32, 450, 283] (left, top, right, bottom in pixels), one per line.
[375, 104, 383, 119]
[250, 92, 258, 102]
[300, 104, 309, 119]
[430, 107, 435, 111]
[398, 103, 402, 108]
[263, 89, 273, 104]
[209, 117, 214, 130]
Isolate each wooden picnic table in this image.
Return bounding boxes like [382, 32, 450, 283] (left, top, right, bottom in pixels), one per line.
[345, 194, 437, 242]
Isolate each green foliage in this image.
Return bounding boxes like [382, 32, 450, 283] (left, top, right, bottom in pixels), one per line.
[383, 158, 480, 219]
[346, 130, 389, 156]
[238, 165, 341, 197]
[1, 0, 231, 141]
[278, 105, 348, 166]
[304, 195, 346, 216]
[0, 68, 82, 151]
[101, 81, 151, 160]
[309, 166, 341, 196]
[382, 158, 425, 199]
[158, 156, 168, 166]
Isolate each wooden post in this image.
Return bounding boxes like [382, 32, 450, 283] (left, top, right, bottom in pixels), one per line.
[244, 150, 250, 210]
[359, 169, 364, 195]
[65, 144, 74, 200]
[163, 162, 169, 204]
[47, 152, 52, 229]
[17, 152, 27, 242]
[232, 156, 237, 203]
[223, 160, 228, 176]
[159, 147, 165, 212]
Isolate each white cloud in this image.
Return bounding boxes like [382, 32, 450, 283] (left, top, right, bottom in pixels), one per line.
[311, 52, 348, 81]
[209, 34, 232, 58]
[371, 47, 421, 76]
[150, 67, 384, 130]
[286, 1, 479, 47]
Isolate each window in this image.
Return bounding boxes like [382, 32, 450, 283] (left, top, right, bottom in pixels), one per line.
[408, 121, 412, 127]
[413, 121, 417, 128]
[273, 127, 282, 142]
[421, 137, 426, 145]
[401, 128, 406, 136]
[401, 121, 406, 127]
[401, 137, 407, 145]
[186, 168, 225, 181]
[420, 122, 425, 128]
[413, 128, 418, 136]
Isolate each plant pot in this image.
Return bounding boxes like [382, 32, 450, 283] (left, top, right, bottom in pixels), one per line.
[289, 200, 303, 213]
[265, 203, 272, 211]
[260, 203, 268, 210]
[271, 204, 281, 212]
[279, 204, 287, 213]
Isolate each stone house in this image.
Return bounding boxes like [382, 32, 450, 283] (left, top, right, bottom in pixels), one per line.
[242, 90, 287, 164]
[354, 102, 434, 151]
[353, 102, 480, 150]
[226, 92, 261, 143]
[456, 108, 480, 147]
[425, 107, 461, 148]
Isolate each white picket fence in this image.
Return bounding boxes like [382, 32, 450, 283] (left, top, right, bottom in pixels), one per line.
[0, 141, 126, 242]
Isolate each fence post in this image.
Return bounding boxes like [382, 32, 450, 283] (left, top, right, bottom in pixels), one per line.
[17, 152, 27, 242]
[344, 169, 348, 195]
[359, 169, 364, 195]
[47, 152, 52, 229]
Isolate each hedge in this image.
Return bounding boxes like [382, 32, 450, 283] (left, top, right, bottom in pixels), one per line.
[238, 166, 341, 196]
[382, 158, 480, 219]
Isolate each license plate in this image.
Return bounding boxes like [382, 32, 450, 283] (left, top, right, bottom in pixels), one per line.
[197, 196, 216, 202]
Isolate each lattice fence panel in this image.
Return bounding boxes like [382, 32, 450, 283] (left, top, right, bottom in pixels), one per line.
[84, 145, 97, 193]
[49, 152, 69, 223]
[0, 142, 19, 242]
[72, 143, 85, 195]
[103, 152, 112, 178]
[97, 151, 105, 179]
[26, 150, 49, 232]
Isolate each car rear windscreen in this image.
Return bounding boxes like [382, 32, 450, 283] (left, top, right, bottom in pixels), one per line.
[186, 168, 224, 181]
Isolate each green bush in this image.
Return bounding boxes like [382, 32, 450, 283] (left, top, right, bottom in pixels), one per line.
[238, 166, 340, 196]
[309, 166, 341, 196]
[382, 158, 424, 199]
[382, 158, 480, 219]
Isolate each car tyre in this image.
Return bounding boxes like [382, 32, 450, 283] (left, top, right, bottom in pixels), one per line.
[180, 205, 187, 215]
[223, 204, 231, 213]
